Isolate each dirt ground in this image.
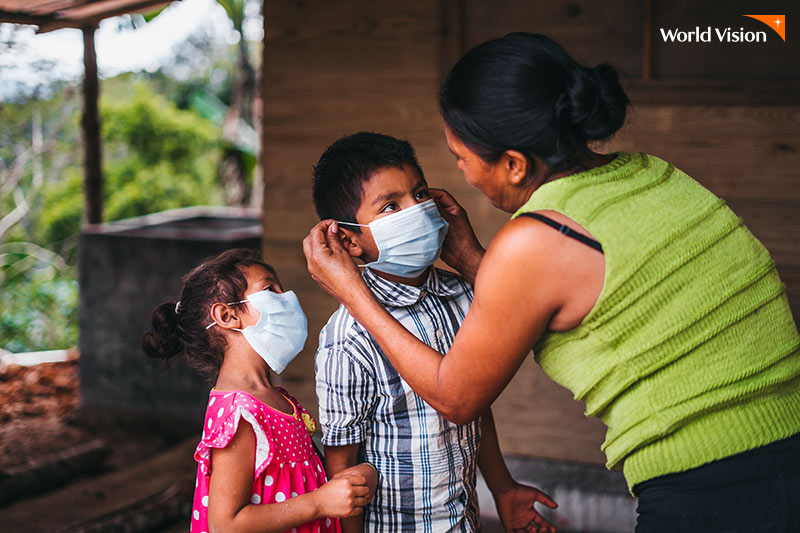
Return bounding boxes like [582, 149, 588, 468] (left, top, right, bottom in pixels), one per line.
[0, 360, 173, 472]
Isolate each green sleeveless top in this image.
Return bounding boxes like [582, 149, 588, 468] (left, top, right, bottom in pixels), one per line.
[512, 152, 800, 493]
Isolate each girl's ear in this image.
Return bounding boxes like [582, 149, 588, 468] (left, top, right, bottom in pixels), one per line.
[210, 302, 241, 330]
[338, 227, 364, 258]
[502, 149, 531, 187]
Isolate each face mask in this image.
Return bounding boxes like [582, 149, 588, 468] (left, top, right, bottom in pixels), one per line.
[338, 199, 449, 277]
[206, 290, 308, 374]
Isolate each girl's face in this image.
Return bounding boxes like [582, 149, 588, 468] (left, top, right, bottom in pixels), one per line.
[237, 265, 284, 328]
[444, 124, 509, 211]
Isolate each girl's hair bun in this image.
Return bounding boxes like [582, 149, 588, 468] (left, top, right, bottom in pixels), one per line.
[141, 301, 184, 360]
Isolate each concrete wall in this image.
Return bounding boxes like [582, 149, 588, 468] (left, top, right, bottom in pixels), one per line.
[78, 207, 261, 423]
[261, 0, 800, 465]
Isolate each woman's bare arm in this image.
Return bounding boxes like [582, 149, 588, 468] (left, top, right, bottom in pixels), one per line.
[304, 214, 603, 424]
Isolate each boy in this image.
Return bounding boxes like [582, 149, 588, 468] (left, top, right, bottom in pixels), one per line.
[312, 132, 555, 532]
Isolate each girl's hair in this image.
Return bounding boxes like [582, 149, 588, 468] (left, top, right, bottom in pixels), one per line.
[439, 32, 630, 174]
[140, 248, 275, 382]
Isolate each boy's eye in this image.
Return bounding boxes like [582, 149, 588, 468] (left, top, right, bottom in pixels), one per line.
[380, 202, 399, 213]
[415, 189, 430, 201]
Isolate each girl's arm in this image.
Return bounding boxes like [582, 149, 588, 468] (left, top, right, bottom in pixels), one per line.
[478, 410, 557, 532]
[207, 422, 370, 533]
[304, 214, 603, 424]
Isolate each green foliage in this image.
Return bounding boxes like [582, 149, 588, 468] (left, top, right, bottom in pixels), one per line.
[0, 276, 78, 353]
[3, 78, 224, 352]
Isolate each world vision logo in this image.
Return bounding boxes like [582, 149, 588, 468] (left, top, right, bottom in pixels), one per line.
[742, 15, 785, 41]
[659, 14, 786, 43]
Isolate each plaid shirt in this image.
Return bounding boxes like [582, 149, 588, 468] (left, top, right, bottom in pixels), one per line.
[315, 267, 481, 532]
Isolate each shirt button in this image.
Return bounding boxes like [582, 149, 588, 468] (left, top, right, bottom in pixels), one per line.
[460, 438, 468, 447]
[436, 329, 444, 339]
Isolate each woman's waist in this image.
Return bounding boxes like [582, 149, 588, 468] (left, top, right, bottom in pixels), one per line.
[620, 385, 800, 493]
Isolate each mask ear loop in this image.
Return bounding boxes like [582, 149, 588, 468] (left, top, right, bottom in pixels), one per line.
[205, 299, 251, 329]
[336, 221, 368, 227]
[335, 221, 371, 268]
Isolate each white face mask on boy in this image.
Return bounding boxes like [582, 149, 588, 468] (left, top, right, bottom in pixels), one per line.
[206, 289, 308, 374]
[338, 199, 449, 278]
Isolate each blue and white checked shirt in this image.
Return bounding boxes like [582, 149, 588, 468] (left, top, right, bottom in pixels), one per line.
[315, 267, 482, 532]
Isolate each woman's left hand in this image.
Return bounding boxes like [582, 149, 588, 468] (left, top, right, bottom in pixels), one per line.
[494, 482, 558, 532]
[303, 219, 367, 306]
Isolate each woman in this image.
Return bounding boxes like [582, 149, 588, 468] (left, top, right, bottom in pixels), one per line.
[304, 33, 800, 532]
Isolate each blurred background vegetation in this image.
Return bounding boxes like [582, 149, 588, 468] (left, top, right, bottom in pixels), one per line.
[0, 0, 261, 353]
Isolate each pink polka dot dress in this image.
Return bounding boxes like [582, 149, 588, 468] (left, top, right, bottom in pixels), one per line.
[190, 387, 341, 533]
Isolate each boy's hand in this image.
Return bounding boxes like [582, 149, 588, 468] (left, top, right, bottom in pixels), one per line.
[493, 482, 558, 532]
[429, 188, 485, 284]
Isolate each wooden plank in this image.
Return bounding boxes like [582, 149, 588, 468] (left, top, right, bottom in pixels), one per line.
[464, 0, 643, 77]
[627, 79, 800, 106]
[605, 105, 800, 201]
[493, 356, 607, 465]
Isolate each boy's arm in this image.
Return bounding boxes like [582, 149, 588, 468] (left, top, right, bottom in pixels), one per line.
[478, 409, 558, 533]
[316, 332, 379, 533]
[326, 444, 366, 533]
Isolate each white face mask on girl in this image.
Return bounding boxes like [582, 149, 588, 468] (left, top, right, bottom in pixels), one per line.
[338, 199, 449, 278]
[206, 289, 308, 374]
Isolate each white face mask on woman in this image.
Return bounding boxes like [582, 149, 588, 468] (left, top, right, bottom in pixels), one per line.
[338, 199, 449, 278]
[206, 289, 308, 374]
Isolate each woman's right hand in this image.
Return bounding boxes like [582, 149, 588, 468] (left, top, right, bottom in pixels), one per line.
[303, 219, 370, 308]
[430, 188, 485, 283]
[312, 474, 371, 518]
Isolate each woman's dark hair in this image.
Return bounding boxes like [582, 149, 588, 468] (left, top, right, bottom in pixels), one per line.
[439, 32, 629, 174]
[140, 248, 275, 382]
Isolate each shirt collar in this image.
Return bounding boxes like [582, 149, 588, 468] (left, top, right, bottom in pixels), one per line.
[362, 266, 458, 307]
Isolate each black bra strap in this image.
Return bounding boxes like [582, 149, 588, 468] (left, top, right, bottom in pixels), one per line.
[518, 212, 604, 253]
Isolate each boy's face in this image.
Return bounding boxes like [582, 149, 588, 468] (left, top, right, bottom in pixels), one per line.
[341, 164, 431, 265]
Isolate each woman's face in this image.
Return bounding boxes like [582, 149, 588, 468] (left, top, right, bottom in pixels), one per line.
[444, 124, 508, 210]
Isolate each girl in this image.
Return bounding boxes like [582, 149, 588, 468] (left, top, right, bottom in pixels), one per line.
[141, 248, 376, 533]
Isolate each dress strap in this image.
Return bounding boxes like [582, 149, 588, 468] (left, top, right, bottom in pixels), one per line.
[519, 212, 603, 253]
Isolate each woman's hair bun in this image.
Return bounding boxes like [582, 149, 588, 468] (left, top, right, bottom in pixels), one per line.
[558, 63, 629, 143]
[140, 301, 184, 360]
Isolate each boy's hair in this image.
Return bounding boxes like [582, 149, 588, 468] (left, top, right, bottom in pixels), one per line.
[312, 132, 426, 225]
[140, 248, 276, 382]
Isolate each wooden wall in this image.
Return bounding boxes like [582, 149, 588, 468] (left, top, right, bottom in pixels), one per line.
[262, 0, 800, 466]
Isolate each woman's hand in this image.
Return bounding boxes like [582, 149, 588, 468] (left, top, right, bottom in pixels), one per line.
[493, 482, 558, 532]
[303, 219, 369, 307]
[430, 188, 485, 284]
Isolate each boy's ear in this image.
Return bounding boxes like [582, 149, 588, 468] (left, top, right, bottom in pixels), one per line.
[210, 302, 241, 330]
[503, 149, 531, 187]
[338, 227, 365, 258]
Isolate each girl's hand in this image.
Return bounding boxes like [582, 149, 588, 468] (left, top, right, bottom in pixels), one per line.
[493, 482, 558, 532]
[303, 220, 368, 306]
[333, 463, 378, 500]
[429, 188, 485, 283]
[312, 474, 371, 518]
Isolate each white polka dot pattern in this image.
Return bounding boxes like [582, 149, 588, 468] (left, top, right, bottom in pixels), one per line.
[189, 389, 337, 533]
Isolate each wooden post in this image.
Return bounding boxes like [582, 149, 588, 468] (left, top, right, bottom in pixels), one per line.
[642, 0, 653, 81]
[82, 24, 103, 225]
[439, 0, 466, 82]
